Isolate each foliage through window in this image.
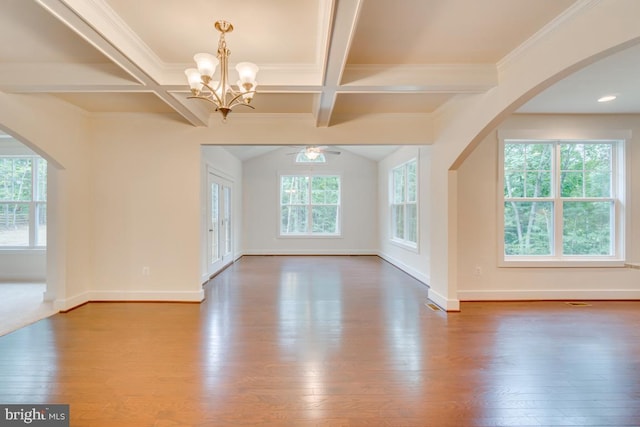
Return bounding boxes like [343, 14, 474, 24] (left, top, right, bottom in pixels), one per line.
[390, 159, 417, 246]
[502, 140, 623, 261]
[0, 156, 47, 248]
[280, 175, 340, 235]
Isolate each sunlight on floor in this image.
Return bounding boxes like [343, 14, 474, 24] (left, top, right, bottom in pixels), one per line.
[0, 283, 57, 337]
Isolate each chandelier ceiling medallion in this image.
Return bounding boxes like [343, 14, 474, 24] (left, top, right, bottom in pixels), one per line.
[185, 20, 259, 121]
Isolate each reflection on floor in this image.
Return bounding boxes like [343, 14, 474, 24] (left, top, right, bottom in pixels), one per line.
[1, 257, 640, 425]
[0, 283, 57, 336]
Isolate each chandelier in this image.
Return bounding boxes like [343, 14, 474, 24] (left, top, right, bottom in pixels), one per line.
[185, 20, 259, 121]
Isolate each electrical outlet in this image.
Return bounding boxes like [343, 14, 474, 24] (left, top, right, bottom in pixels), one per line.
[474, 266, 482, 276]
[142, 266, 150, 276]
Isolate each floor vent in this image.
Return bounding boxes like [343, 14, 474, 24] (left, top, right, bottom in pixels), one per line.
[426, 302, 441, 311]
[565, 302, 591, 307]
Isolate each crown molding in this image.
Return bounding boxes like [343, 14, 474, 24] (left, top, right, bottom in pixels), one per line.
[497, 0, 602, 71]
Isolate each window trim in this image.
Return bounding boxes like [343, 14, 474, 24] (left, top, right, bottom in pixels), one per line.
[295, 152, 326, 163]
[278, 172, 342, 237]
[497, 130, 628, 267]
[389, 158, 418, 250]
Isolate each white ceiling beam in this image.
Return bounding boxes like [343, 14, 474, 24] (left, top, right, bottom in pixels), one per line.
[37, 0, 165, 82]
[35, 0, 208, 126]
[160, 64, 324, 88]
[0, 63, 140, 92]
[314, 0, 364, 127]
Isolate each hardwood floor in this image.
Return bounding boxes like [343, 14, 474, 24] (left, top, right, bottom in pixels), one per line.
[1, 255, 639, 426]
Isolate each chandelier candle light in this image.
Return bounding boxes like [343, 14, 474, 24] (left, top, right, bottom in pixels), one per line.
[185, 20, 259, 121]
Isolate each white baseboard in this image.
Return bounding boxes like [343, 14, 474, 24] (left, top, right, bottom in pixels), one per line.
[458, 289, 640, 301]
[377, 252, 430, 285]
[427, 288, 460, 312]
[243, 249, 378, 256]
[54, 289, 204, 312]
[54, 291, 90, 312]
[89, 290, 205, 302]
[376, 252, 463, 311]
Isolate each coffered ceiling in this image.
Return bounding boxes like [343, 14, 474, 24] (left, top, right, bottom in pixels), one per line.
[0, 0, 638, 142]
[0, 1, 610, 125]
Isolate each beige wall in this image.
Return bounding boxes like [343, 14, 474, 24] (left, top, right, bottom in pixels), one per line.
[91, 114, 203, 301]
[457, 114, 640, 300]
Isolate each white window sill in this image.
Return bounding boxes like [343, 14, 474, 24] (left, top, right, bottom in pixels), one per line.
[0, 248, 46, 255]
[278, 234, 343, 239]
[500, 258, 626, 268]
[390, 239, 419, 253]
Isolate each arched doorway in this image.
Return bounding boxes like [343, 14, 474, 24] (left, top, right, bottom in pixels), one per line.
[0, 132, 58, 335]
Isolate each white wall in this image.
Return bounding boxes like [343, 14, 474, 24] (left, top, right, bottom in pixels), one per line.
[457, 114, 640, 300]
[200, 146, 243, 280]
[378, 146, 431, 284]
[243, 147, 378, 254]
[0, 252, 45, 282]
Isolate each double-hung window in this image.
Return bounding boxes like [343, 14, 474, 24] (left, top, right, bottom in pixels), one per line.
[0, 155, 47, 248]
[390, 159, 418, 247]
[500, 138, 625, 265]
[280, 174, 341, 236]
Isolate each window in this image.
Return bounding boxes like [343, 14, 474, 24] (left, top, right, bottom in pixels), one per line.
[0, 156, 47, 248]
[500, 139, 624, 264]
[280, 174, 340, 235]
[390, 159, 417, 247]
[295, 152, 326, 163]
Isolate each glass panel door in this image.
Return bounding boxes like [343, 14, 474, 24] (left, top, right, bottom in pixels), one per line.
[210, 180, 220, 265]
[207, 171, 233, 275]
[223, 185, 232, 260]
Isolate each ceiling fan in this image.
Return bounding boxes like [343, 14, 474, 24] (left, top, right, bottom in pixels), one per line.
[288, 145, 341, 160]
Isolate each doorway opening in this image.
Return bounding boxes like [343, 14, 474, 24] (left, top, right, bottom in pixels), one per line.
[206, 169, 234, 277]
[0, 134, 56, 335]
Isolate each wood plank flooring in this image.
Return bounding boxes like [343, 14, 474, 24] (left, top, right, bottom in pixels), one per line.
[1, 255, 640, 426]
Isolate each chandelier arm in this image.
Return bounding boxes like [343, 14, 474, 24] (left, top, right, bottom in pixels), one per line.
[186, 95, 223, 107]
[226, 91, 257, 108]
[186, 94, 255, 111]
[199, 81, 224, 106]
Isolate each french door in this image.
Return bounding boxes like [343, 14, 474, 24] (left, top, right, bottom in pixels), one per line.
[207, 171, 233, 275]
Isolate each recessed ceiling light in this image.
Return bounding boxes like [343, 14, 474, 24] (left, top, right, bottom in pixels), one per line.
[597, 95, 617, 103]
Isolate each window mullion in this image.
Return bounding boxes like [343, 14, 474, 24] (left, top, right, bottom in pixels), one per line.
[553, 142, 562, 258]
[307, 177, 313, 233]
[403, 167, 408, 240]
[30, 158, 37, 246]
